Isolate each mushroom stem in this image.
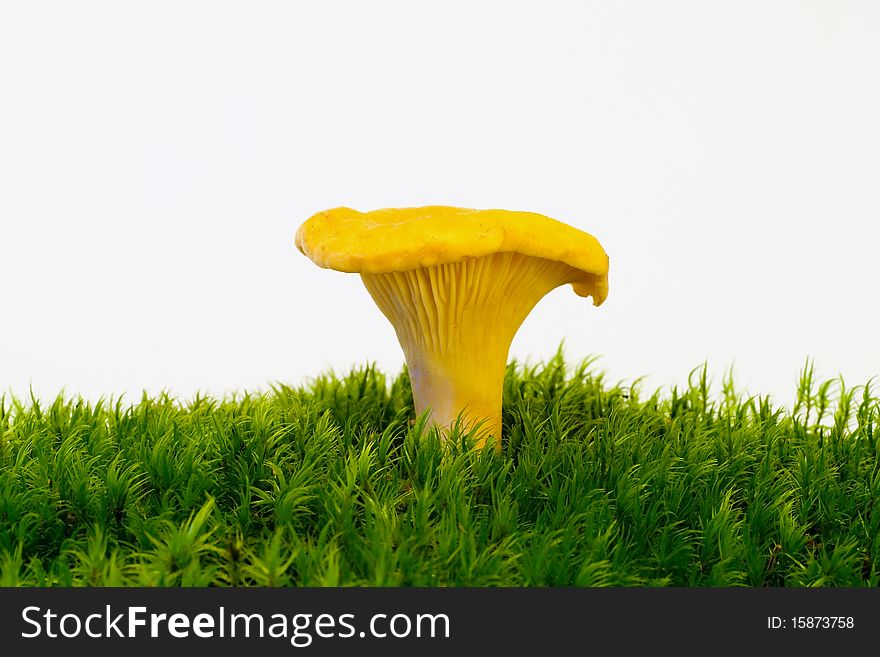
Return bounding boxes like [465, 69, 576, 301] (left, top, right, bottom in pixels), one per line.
[361, 252, 575, 451]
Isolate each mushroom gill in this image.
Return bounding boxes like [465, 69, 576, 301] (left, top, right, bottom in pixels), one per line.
[361, 252, 576, 451]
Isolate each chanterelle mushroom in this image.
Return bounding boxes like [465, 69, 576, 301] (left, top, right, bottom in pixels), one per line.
[295, 206, 609, 451]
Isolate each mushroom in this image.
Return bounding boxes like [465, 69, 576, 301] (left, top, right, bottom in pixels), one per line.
[295, 206, 609, 451]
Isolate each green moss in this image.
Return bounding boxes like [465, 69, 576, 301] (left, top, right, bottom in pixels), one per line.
[0, 355, 877, 586]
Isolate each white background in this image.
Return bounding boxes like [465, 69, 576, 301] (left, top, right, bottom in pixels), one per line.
[1, 1, 878, 408]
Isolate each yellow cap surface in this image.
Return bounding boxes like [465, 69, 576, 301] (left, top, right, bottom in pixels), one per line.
[296, 206, 609, 305]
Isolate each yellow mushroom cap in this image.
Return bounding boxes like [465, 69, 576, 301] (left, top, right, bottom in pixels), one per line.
[296, 206, 610, 305]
